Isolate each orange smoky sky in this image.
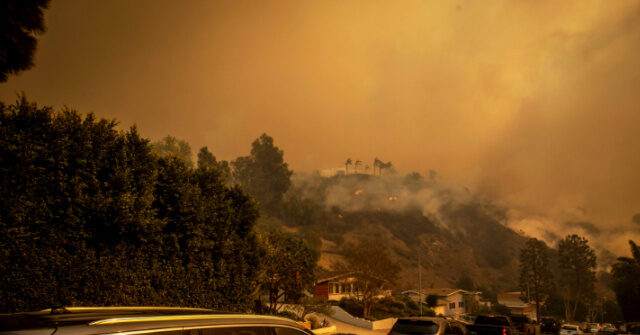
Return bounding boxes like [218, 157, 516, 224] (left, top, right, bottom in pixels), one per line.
[2, 0, 640, 253]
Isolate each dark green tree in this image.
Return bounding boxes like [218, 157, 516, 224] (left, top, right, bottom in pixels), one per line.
[151, 135, 193, 167]
[0, 97, 262, 312]
[197, 146, 230, 182]
[0, 0, 50, 82]
[332, 240, 400, 318]
[456, 274, 475, 291]
[232, 134, 292, 213]
[611, 240, 640, 321]
[152, 156, 262, 310]
[259, 230, 318, 313]
[519, 238, 554, 321]
[557, 234, 597, 321]
[426, 294, 439, 308]
[0, 97, 160, 311]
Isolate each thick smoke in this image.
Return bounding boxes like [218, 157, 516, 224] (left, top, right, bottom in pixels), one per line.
[291, 171, 632, 269]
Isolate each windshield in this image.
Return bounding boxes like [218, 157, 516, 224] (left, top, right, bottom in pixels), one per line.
[510, 316, 528, 324]
[475, 316, 510, 326]
[391, 320, 440, 335]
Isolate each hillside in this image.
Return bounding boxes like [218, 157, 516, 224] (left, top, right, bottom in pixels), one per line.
[262, 173, 529, 293]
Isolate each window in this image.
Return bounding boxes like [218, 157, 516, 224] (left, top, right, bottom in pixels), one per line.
[449, 302, 456, 309]
[458, 301, 464, 308]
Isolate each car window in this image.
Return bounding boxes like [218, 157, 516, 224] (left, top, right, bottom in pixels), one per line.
[270, 327, 311, 335]
[150, 331, 182, 335]
[197, 327, 268, 335]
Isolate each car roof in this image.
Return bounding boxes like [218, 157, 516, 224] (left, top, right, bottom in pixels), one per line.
[0, 307, 305, 335]
[395, 317, 449, 325]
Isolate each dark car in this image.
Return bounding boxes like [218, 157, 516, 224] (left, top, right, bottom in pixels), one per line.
[627, 322, 640, 335]
[390, 317, 469, 335]
[465, 315, 517, 335]
[0, 307, 314, 335]
[509, 315, 535, 335]
[541, 318, 561, 334]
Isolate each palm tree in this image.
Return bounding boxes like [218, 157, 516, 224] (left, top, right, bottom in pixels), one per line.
[365, 164, 370, 174]
[345, 158, 352, 175]
[355, 160, 362, 174]
[373, 157, 382, 176]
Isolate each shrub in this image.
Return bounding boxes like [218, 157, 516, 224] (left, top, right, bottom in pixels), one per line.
[339, 297, 364, 318]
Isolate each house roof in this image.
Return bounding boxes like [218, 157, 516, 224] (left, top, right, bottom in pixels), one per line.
[315, 272, 386, 285]
[497, 292, 541, 308]
[315, 272, 358, 284]
[402, 288, 481, 297]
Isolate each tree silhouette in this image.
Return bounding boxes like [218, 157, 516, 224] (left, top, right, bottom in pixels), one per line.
[259, 230, 318, 313]
[520, 238, 554, 321]
[374, 157, 382, 176]
[332, 240, 399, 318]
[355, 160, 362, 174]
[611, 240, 640, 321]
[0, 97, 261, 312]
[557, 234, 596, 321]
[232, 134, 292, 214]
[345, 158, 352, 175]
[0, 0, 51, 82]
[151, 135, 193, 167]
[197, 146, 230, 182]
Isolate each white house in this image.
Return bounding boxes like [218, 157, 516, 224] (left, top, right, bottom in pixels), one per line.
[403, 288, 482, 317]
[497, 292, 540, 321]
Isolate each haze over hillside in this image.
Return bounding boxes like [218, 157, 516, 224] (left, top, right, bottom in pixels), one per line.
[3, 0, 640, 258]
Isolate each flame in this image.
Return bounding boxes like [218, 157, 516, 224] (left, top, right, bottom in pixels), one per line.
[388, 196, 398, 201]
[338, 214, 343, 219]
[355, 189, 363, 195]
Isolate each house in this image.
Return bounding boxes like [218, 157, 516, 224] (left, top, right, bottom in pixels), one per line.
[403, 288, 482, 317]
[314, 272, 391, 301]
[497, 292, 540, 321]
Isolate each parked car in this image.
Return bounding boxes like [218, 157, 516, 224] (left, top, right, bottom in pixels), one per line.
[465, 315, 517, 335]
[390, 317, 470, 335]
[597, 325, 618, 335]
[587, 324, 600, 333]
[560, 324, 583, 335]
[0, 307, 314, 335]
[540, 318, 561, 334]
[626, 322, 640, 335]
[509, 315, 535, 335]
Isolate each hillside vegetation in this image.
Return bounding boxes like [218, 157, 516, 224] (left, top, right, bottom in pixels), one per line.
[274, 172, 527, 291]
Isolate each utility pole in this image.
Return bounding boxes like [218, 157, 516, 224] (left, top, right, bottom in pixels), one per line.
[419, 253, 422, 316]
